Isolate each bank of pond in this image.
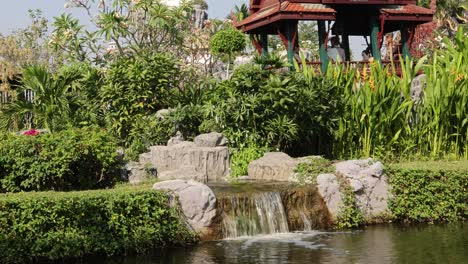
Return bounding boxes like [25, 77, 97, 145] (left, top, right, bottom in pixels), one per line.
[0, 161, 466, 263]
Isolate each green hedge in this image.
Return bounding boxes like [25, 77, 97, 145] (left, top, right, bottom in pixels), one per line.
[0, 128, 121, 192]
[388, 161, 468, 223]
[0, 187, 196, 263]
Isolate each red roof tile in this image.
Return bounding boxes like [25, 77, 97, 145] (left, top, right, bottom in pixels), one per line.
[235, 1, 335, 28]
[381, 4, 434, 16]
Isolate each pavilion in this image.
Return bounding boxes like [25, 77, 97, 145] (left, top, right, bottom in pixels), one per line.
[234, 0, 435, 72]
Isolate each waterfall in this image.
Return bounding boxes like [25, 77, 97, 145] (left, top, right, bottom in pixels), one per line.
[214, 184, 331, 239]
[221, 192, 289, 238]
[300, 211, 312, 231]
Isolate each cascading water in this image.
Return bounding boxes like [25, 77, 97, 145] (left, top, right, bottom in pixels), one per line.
[221, 192, 289, 238]
[214, 184, 331, 239]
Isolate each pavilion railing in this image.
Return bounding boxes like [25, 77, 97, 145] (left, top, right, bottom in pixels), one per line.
[268, 60, 403, 75]
[0, 90, 35, 108]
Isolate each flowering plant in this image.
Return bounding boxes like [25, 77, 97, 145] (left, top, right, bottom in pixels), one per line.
[23, 129, 40, 136]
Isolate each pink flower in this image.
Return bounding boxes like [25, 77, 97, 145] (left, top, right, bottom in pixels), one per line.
[23, 129, 40, 136]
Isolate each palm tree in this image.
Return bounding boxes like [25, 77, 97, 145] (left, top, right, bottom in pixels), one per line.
[0, 65, 78, 132]
[233, 3, 250, 22]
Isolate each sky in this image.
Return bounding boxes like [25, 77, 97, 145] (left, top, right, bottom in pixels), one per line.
[0, 0, 246, 35]
[0, 0, 363, 59]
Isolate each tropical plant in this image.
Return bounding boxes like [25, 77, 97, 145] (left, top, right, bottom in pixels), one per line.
[210, 28, 246, 78]
[0, 65, 79, 132]
[413, 27, 467, 159]
[233, 3, 249, 22]
[64, 0, 196, 60]
[100, 53, 179, 143]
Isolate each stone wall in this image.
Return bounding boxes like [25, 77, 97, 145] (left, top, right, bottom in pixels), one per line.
[128, 132, 230, 184]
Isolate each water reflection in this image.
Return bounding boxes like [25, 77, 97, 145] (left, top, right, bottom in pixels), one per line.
[85, 223, 467, 264]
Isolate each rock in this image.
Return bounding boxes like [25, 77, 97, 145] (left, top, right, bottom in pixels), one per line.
[316, 159, 391, 222]
[411, 74, 426, 103]
[247, 152, 299, 181]
[167, 131, 185, 146]
[156, 108, 172, 119]
[316, 173, 343, 218]
[153, 180, 217, 238]
[126, 161, 157, 184]
[158, 167, 205, 182]
[194, 132, 228, 147]
[335, 159, 390, 219]
[148, 141, 229, 183]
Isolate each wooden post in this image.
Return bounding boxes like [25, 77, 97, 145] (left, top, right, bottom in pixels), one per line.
[343, 33, 350, 61]
[370, 17, 381, 62]
[261, 33, 268, 59]
[286, 22, 295, 69]
[318, 20, 328, 73]
[401, 24, 411, 59]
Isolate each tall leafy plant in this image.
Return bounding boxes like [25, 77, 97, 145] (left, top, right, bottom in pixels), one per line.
[100, 53, 178, 143]
[0, 65, 79, 132]
[415, 28, 467, 159]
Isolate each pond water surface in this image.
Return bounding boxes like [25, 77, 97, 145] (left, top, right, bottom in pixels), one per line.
[92, 223, 467, 264]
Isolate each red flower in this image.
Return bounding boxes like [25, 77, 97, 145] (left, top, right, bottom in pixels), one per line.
[23, 129, 40, 136]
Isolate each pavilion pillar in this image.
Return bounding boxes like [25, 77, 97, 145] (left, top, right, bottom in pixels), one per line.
[343, 33, 351, 61]
[370, 17, 381, 62]
[318, 20, 329, 73]
[285, 21, 298, 69]
[260, 33, 268, 59]
[401, 24, 411, 59]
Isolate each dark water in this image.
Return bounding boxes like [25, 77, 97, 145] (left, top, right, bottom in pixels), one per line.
[92, 223, 467, 264]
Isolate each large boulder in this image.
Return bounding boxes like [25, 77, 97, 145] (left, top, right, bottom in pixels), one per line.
[144, 139, 229, 183]
[316, 173, 343, 217]
[247, 152, 299, 181]
[316, 159, 391, 221]
[153, 180, 217, 239]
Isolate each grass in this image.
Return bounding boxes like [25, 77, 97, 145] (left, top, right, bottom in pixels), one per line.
[390, 160, 468, 172]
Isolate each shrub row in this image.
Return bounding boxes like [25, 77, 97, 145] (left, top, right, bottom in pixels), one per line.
[0, 128, 121, 192]
[0, 186, 196, 263]
[388, 162, 468, 223]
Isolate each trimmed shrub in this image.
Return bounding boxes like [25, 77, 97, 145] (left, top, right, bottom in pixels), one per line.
[388, 162, 468, 222]
[0, 187, 196, 263]
[0, 128, 121, 192]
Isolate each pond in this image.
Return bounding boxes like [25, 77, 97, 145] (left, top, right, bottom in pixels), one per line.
[94, 223, 467, 264]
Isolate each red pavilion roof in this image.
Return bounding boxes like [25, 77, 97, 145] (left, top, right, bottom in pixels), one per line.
[236, 2, 336, 33]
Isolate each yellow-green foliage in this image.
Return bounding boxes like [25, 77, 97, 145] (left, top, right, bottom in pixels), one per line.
[388, 161, 468, 222]
[415, 28, 468, 159]
[327, 27, 467, 161]
[0, 187, 197, 263]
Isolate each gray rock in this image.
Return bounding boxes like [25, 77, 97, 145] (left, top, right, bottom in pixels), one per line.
[316, 173, 343, 218]
[126, 161, 157, 184]
[158, 167, 205, 182]
[194, 132, 228, 147]
[247, 152, 299, 181]
[156, 108, 172, 119]
[153, 180, 217, 238]
[167, 131, 185, 146]
[411, 74, 426, 103]
[148, 141, 229, 183]
[335, 159, 390, 219]
[316, 159, 391, 222]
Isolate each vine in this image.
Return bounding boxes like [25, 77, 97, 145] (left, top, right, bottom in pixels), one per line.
[335, 174, 365, 229]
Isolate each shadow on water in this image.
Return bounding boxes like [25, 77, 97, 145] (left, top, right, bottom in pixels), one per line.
[78, 223, 467, 264]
